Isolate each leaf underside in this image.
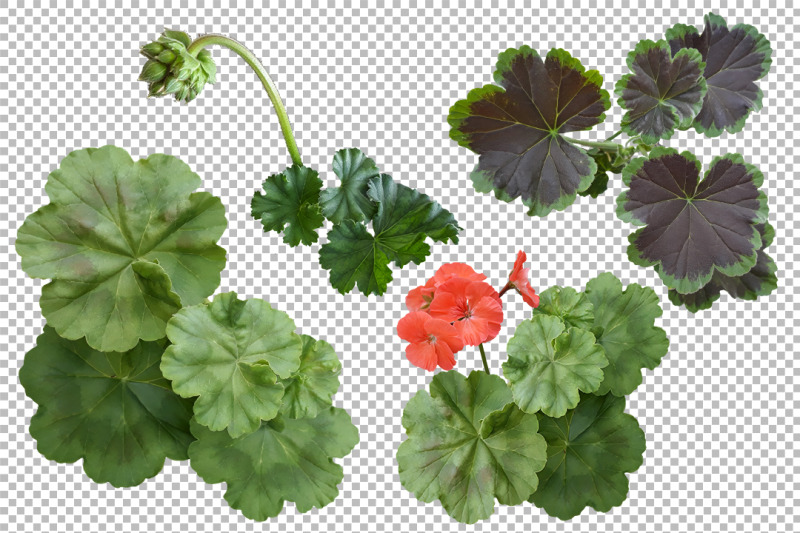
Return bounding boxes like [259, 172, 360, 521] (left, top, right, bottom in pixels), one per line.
[397, 370, 547, 524]
[19, 327, 194, 487]
[530, 392, 646, 520]
[666, 13, 772, 136]
[449, 46, 610, 216]
[15, 145, 227, 352]
[617, 147, 767, 294]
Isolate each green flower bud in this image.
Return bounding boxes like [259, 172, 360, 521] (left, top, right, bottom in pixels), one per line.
[157, 49, 176, 64]
[139, 59, 167, 83]
[138, 29, 217, 104]
[140, 42, 165, 59]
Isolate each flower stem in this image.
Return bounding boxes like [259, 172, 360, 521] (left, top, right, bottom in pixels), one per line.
[187, 34, 303, 167]
[498, 282, 511, 298]
[478, 344, 490, 374]
[604, 130, 623, 142]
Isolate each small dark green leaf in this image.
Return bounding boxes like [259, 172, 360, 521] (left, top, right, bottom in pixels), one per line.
[251, 165, 325, 246]
[318, 220, 394, 296]
[319, 148, 380, 224]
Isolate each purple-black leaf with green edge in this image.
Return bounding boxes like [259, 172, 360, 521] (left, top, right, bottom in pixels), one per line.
[251, 164, 325, 246]
[319, 174, 459, 296]
[615, 39, 707, 143]
[617, 147, 768, 294]
[449, 46, 610, 216]
[530, 392, 646, 520]
[15, 145, 227, 353]
[319, 148, 380, 224]
[19, 327, 195, 488]
[666, 13, 772, 137]
[668, 222, 777, 312]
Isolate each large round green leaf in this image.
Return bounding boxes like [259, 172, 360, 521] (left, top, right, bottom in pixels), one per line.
[279, 334, 342, 419]
[397, 370, 547, 524]
[503, 315, 608, 417]
[19, 326, 195, 487]
[161, 292, 303, 438]
[533, 285, 594, 330]
[15, 145, 227, 352]
[188, 408, 359, 521]
[530, 392, 646, 520]
[584, 273, 670, 395]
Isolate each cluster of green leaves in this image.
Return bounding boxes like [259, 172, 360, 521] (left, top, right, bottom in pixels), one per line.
[449, 13, 776, 311]
[397, 273, 667, 522]
[252, 148, 461, 296]
[17, 146, 358, 521]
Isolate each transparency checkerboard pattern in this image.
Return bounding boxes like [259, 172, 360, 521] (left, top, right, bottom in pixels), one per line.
[1, 2, 797, 532]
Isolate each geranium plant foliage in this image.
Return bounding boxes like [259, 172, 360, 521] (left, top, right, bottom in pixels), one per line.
[138, 30, 460, 296]
[396, 253, 669, 522]
[449, 12, 776, 311]
[17, 146, 359, 521]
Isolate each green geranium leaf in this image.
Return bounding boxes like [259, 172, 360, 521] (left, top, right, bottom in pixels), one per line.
[188, 407, 359, 521]
[319, 174, 459, 296]
[617, 148, 768, 294]
[530, 393, 646, 520]
[279, 334, 342, 419]
[449, 46, 610, 216]
[397, 370, 547, 524]
[584, 273, 669, 396]
[15, 145, 227, 353]
[533, 286, 594, 330]
[319, 148, 380, 224]
[668, 222, 777, 312]
[503, 315, 608, 417]
[615, 39, 707, 143]
[251, 164, 325, 246]
[19, 326, 194, 487]
[577, 170, 609, 198]
[666, 13, 772, 137]
[161, 292, 302, 438]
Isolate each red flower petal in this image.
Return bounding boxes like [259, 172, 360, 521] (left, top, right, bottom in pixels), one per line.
[405, 342, 439, 371]
[425, 318, 465, 353]
[406, 285, 435, 312]
[430, 262, 486, 288]
[433, 342, 457, 370]
[507, 250, 539, 308]
[397, 311, 431, 344]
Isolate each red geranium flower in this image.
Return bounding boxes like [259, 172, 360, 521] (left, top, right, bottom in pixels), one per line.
[429, 278, 504, 346]
[405, 262, 487, 312]
[506, 251, 539, 308]
[397, 311, 465, 371]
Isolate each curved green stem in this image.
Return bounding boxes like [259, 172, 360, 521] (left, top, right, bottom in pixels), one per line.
[478, 344, 490, 374]
[604, 130, 623, 142]
[187, 34, 303, 167]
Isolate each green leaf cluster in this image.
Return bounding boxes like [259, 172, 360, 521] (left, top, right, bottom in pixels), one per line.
[251, 148, 461, 296]
[398, 272, 667, 522]
[17, 146, 358, 522]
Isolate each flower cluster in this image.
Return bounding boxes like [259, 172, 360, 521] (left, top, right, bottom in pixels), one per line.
[397, 251, 539, 371]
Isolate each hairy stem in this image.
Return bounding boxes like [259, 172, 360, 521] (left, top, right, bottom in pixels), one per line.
[187, 34, 303, 166]
[478, 344, 490, 374]
[564, 137, 625, 151]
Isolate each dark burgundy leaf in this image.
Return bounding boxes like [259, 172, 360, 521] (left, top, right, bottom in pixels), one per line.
[666, 13, 772, 136]
[449, 46, 610, 216]
[617, 148, 768, 294]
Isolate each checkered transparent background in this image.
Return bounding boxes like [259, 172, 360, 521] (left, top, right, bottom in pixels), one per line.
[1, 2, 797, 531]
